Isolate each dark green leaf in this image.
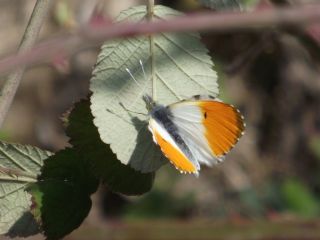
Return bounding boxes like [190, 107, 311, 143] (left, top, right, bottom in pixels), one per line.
[28, 181, 91, 240]
[39, 148, 98, 195]
[27, 148, 99, 240]
[66, 99, 155, 195]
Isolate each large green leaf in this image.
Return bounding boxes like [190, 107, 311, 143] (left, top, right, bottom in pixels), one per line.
[0, 142, 51, 237]
[39, 148, 99, 195]
[28, 148, 99, 240]
[28, 182, 91, 240]
[66, 99, 155, 195]
[199, 0, 242, 10]
[90, 5, 218, 173]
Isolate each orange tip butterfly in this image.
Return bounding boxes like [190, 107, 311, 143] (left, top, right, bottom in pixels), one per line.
[127, 61, 245, 176]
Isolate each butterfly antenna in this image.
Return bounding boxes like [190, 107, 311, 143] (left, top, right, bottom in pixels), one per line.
[126, 67, 142, 88]
[139, 59, 147, 83]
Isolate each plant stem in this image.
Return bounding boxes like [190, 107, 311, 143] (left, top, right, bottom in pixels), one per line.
[147, 0, 156, 100]
[0, 3, 320, 76]
[0, 0, 53, 127]
[147, 0, 154, 20]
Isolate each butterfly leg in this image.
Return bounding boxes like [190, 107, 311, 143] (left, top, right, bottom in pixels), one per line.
[106, 102, 147, 124]
[119, 102, 148, 116]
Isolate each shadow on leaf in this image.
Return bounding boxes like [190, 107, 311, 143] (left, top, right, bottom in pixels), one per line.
[66, 99, 155, 195]
[129, 116, 167, 174]
[7, 211, 39, 238]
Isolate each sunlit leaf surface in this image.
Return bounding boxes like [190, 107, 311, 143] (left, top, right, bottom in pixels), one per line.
[90, 5, 218, 173]
[0, 142, 51, 236]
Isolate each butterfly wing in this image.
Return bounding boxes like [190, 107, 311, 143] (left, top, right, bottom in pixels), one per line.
[148, 118, 199, 174]
[168, 96, 245, 166]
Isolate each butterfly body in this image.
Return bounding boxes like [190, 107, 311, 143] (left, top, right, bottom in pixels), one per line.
[143, 94, 245, 176]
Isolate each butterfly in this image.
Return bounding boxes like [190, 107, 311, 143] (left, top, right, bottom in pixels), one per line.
[143, 94, 245, 176]
[126, 61, 245, 176]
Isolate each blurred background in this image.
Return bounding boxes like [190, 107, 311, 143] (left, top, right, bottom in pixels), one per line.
[1, 0, 320, 239]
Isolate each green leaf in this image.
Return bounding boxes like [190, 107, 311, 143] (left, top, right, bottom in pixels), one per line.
[0, 142, 51, 237]
[66, 99, 155, 195]
[39, 148, 99, 195]
[199, 0, 243, 10]
[309, 137, 320, 159]
[90, 5, 218, 173]
[28, 181, 91, 240]
[281, 179, 320, 218]
[124, 190, 195, 218]
[28, 148, 99, 240]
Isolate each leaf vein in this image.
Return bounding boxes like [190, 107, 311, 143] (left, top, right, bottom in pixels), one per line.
[160, 33, 211, 65]
[154, 42, 210, 91]
[93, 38, 145, 75]
[12, 145, 42, 168]
[155, 72, 182, 100]
[0, 148, 31, 173]
[0, 184, 27, 199]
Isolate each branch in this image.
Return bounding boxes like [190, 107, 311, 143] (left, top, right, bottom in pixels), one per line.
[0, 0, 53, 127]
[0, 3, 319, 78]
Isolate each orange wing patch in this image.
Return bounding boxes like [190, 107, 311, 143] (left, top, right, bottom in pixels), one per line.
[153, 129, 197, 173]
[198, 101, 245, 157]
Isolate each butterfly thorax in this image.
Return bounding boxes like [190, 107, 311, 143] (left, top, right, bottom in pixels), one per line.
[143, 94, 180, 144]
[142, 94, 170, 120]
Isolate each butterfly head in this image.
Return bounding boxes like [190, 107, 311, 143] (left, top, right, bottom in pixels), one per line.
[143, 94, 156, 112]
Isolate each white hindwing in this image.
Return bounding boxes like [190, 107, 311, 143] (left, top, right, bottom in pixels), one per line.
[168, 100, 223, 166]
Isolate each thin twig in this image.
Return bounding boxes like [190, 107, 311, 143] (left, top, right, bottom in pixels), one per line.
[0, 4, 320, 77]
[0, 0, 53, 127]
